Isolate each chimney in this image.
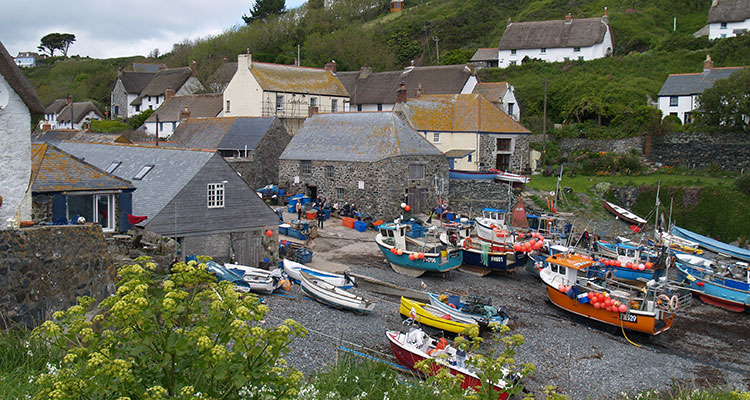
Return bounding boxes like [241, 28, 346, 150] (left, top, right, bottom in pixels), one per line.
[325, 60, 337, 74]
[190, 60, 197, 74]
[601, 7, 609, 24]
[42, 123, 51, 132]
[703, 54, 714, 72]
[565, 13, 573, 24]
[308, 106, 319, 118]
[507, 17, 512, 27]
[165, 88, 175, 102]
[180, 106, 191, 120]
[415, 83, 423, 98]
[405, 60, 415, 72]
[396, 81, 407, 104]
[223, 56, 227, 63]
[237, 53, 252, 71]
[117, 66, 123, 76]
[359, 65, 372, 79]
[66, 94, 72, 106]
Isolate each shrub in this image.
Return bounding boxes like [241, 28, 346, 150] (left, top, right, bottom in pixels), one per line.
[128, 109, 154, 130]
[90, 119, 131, 133]
[735, 174, 750, 195]
[31, 257, 307, 399]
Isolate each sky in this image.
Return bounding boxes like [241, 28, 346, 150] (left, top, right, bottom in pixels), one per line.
[1, 0, 306, 59]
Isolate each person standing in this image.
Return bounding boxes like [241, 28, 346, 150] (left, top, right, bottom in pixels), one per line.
[317, 207, 325, 229]
[295, 200, 302, 221]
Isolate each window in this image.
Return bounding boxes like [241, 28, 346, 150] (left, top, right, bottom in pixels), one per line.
[147, 96, 151, 102]
[114, 105, 119, 115]
[336, 188, 345, 201]
[669, 96, 678, 107]
[409, 164, 425, 180]
[510, 49, 517, 55]
[721, 33, 727, 38]
[507, 103, 515, 116]
[331, 99, 338, 113]
[325, 166, 334, 178]
[300, 160, 311, 174]
[105, 161, 121, 174]
[159, 122, 164, 131]
[432, 132, 440, 143]
[133, 164, 154, 180]
[574, 47, 581, 52]
[540, 48, 546, 54]
[310, 97, 318, 107]
[357, 104, 362, 112]
[510, 61, 517, 66]
[721, 22, 728, 29]
[66, 194, 115, 232]
[172, 122, 176, 130]
[578, 56, 584, 61]
[685, 112, 692, 124]
[496, 138, 512, 151]
[276, 94, 284, 112]
[669, 112, 678, 117]
[377, 104, 383, 111]
[149, 105, 153, 110]
[207, 183, 225, 208]
[135, 105, 141, 112]
[156, 96, 160, 105]
[495, 154, 510, 171]
[226, 100, 230, 113]
[468, 154, 473, 162]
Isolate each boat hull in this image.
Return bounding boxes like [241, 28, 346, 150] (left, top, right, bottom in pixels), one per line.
[399, 297, 477, 334]
[672, 226, 750, 262]
[427, 292, 509, 325]
[597, 266, 664, 282]
[376, 241, 462, 273]
[603, 201, 647, 226]
[544, 282, 673, 335]
[462, 246, 526, 272]
[282, 259, 354, 289]
[300, 272, 374, 313]
[675, 263, 749, 312]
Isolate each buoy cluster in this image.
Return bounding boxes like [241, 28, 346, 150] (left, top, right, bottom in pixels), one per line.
[513, 232, 545, 253]
[600, 259, 653, 271]
[587, 291, 628, 313]
[400, 202, 412, 212]
[390, 247, 425, 260]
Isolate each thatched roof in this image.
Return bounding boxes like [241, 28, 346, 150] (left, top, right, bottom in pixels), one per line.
[145, 94, 222, 123]
[56, 102, 104, 124]
[708, 0, 750, 23]
[131, 67, 195, 105]
[0, 40, 43, 113]
[470, 48, 499, 62]
[499, 17, 608, 50]
[250, 62, 349, 97]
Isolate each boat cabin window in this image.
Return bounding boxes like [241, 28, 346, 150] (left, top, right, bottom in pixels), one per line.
[617, 247, 626, 256]
[627, 249, 635, 258]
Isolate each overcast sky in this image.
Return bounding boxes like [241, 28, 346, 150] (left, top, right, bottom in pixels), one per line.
[1, 0, 306, 59]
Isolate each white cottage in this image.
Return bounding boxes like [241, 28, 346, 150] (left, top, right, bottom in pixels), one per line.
[472, 82, 520, 121]
[707, 0, 750, 39]
[0, 41, 44, 226]
[497, 11, 613, 68]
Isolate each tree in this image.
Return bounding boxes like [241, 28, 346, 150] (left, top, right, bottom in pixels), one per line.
[243, 0, 286, 24]
[38, 33, 76, 57]
[695, 68, 750, 132]
[59, 33, 76, 57]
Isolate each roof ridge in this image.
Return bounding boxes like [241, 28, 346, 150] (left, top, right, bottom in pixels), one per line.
[60, 140, 216, 152]
[253, 61, 327, 71]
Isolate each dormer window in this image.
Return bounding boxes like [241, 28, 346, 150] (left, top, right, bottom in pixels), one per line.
[574, 47, 581, 52]
[721, 22, 728, 29]
[133, 164, 154, 180]
[511, 49, 517, 55]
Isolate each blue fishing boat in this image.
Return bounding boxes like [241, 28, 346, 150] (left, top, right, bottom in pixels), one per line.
[594, 241, 665, 281]
[672, 226, 750, 262]
[674, 253, 750, 312]
[376, 222, 463, 277]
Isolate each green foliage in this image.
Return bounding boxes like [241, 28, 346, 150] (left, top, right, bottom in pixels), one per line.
[31, 257, 307, 399]
[38, 33, 76, 57]
[0, 327, 62, 400]
[129, 109, 154, 130]
[388, 31, 422, 66]
[243, 0, 286, 24]
[90, 119, 131, 133]
[440, 48, 475, 65]
[734, 174, 750, 196]
[695, 68, 750, 132]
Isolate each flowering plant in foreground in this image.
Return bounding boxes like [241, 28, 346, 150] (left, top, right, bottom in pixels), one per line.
[32, 256, 307, 400]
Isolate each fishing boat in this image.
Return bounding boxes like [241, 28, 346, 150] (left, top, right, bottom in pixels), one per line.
[674, 253, 749, 312]
[299, 271, 375, 313]
[225, 262, 288, 294]
[474, 208, 511, 244]
[593, 241, 665, 282]
[526, 244, 571, 278]
[526, 213, 573, 246]
[386, 328, 512, 399]
[204, 261, 252, 292]
[282, 258, 355, 289]
[427, 292, 510, 326]
[399, 297, 488, 335]
[603, 201, 647, 226]
[439, 227, 527, 276]
[375, 221, 463, 277]
[672, 226, 750, 262]
[541, 253, 686, 335]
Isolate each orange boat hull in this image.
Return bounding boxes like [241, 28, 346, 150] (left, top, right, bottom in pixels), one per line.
[544, 283, 673, 336]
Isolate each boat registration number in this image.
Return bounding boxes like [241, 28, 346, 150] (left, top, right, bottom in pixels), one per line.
[423, 256, 438, 263]
[620, 313, 637, 323]
[449, 252, 461, 259]
[490, 256, 505, 263]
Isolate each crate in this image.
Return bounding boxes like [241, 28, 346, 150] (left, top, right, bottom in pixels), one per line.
[305, 210, 318, 220]
[372, 220, 384, 230]
[287, 228, 307, 241]
[342, 217, 356, 229]
[296, 249, 313, 264]
[299, 196, 311, 205]
[287, 204, 295, 213]
[279, 223, 290, 236]
[354, 220, 367, 232]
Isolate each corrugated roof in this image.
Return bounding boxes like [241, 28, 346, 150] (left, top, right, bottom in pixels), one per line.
[397, 94, 530, 134]
[470, 48, 498, 62]
[56, 142, 214, 222]
[250, 62, 349, 96]
[170, 116, 276, 151]
[657, 67, 746, 96]
[44, 99, 68, 114]
[499, 17, 608, 50]
[31, 143, 134, 193]
[279, 112, 443, 162]
[0, 40, 44, 113]
[119, 71, 156, 93]
[34, 130, 132, 144]
[145, 94, 223, 123]
[707, 0, 750, 23]
[131, 67, 194, 105]
[56, 102, 104, 123]
[472, 82, 510, 103]
[337, 65, 475, 105]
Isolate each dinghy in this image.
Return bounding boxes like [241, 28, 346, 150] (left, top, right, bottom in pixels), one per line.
[399, 297, 487, 334]
[282, 258, 355, 289]
[427, 292, 510, 326]
[674, 253, 749, 312]
[299, 271, 374, 313]
[225, 262, 287, 294]
[603, 201, 647, 226]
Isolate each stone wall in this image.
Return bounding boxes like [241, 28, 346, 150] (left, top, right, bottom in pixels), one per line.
[448, 179, 514, 217]
[647, 131, 750, 172]
[0, 225, 115, 328]
[227, 118, 291, 189]
[477, 134, 531, 173]
[558, 136, 644, 155]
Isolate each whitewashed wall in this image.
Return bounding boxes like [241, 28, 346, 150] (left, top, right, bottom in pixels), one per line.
[0, 74, 32, 225]
[708, 19, 750, 39]
[498, 24, 613, 68]
[658, 95, 698, 124]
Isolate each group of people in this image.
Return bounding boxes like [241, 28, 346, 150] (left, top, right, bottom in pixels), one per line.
[295, 196, 331, 229]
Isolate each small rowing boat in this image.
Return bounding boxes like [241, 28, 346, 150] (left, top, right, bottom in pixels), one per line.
[603, 201, 647, 226]
[282, 258, 355, 289]
[399, 297, 487, 334]
[225, 262, 287, 294]
[427, 292, 510, 326]
[299, 271, 375, 313]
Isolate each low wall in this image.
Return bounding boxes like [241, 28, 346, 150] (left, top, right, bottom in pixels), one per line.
[0, 225, 115, 328]
[648, 131, 750, 172]
[448, 179, 513, 217]
[558, 137, 644, 155]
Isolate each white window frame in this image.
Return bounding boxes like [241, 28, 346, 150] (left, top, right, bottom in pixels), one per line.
[331, 99, 338, 113]
[94, 194, 115, 232]
[540, 48, 547, 54]
[105, 161, 121, 174]
[276, 94, 284, 112]
[432, 132, 440, 143]
[511, 49, 517, 55]
[207, 183, 225, 209]
[310, 97, 318, 107]
[336, 187, 345, 201]
[720, 22, 728, 29]
[300, 160, 312, 174]
[133, 164, 154, 180]
[669, 96, 678, 107]
[574, 47, 581, 52]
[226, 100, 231, 113]
[325, 165, 334, 178]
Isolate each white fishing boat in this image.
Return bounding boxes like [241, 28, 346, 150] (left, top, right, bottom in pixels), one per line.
[282, 258, 355, 289]
[299, 271, 375, 313]
[225, 263, 286, 294]
[603, 201, 647, 226]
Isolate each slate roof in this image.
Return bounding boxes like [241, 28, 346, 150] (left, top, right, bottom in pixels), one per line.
[30, 143, 134, 193]
[397, 94, 530, 134]
[56, 142, 214, 222]
[336, 64, 476, 105]
[472, 82, 510, 103]
[34, 130, 132, 145]
[209, 62, 238, 89]
[250, 62, 349, 96]
[470, 48, 499, 62]
[44, 99, 68, 114]
[657, 67, 747, 96]
[708, 0, 750, 23]
[118, 71, 156, 93]
[171, 117, 276, 151]
[131, 67, 194, 105]
[56, 102, 104, 124]
[0, 40, 44, 113]
[279, 112, 442, 162]
[499, 17, 608, 50]
[145, 94, 223, 123]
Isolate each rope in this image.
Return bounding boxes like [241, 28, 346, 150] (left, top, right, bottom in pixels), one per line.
[619, 316, 641, 348]
[481, 242, 489, 266]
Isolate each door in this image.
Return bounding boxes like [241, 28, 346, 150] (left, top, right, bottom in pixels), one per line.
[407, 188, 426, 214]
[307, 185, 318, 201]
[232, 231, 262, 267]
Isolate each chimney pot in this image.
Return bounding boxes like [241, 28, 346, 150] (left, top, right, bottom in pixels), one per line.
[42, 123, 51, 133]
[415, 83, 423, 98]
[507, 17, 512, 27]
[565, 13, 573, 23]
[703, 54, 714, 71]
[180, 106, 191, 120]
[396, 81, 407, 104]
[66, 94, 72, 106]
[359, 65, 372, 79]
[165, 88, 175, 102]
[325, 60, 337, 74]
[308, 106, 319, 117]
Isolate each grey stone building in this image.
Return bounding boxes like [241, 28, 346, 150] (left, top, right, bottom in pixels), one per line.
[170, 116, 291, 189]
[279, 112, 448, 219]
[110, 70, 156, 120]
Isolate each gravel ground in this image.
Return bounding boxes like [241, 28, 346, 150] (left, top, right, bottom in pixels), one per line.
[265, 210, 750, 399]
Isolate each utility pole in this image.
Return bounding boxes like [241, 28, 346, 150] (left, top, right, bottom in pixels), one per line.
[155, 114, 160, 146]
[542, 77, 548, 167]
[433, 36, 440, 64]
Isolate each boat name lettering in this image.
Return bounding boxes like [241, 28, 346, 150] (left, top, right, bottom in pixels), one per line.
[423, 257, 438, 263]
[620, 313, 637, 323]
[491, 257, 505, 262]
[449, 252, 461, 259]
